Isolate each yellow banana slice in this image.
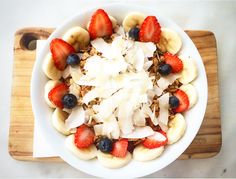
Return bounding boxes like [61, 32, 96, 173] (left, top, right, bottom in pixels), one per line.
[167, 113, 186, 144]
[62, 26, 90, 51]
[65, 134, 97, 160]
[42, 53, 62, 80]
[96, 150, 131, 168]
[158, 28, 182, 54]
[52, 108, 71, 135]
[133, 144, 164, 162]
[178, 56, 198, 84]
[44, 80, 61, 108]
[180, 84, 198, 109]
[122, 12, 146, 32]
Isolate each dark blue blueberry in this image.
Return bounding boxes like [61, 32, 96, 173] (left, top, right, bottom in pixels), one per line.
[98, 137, 113, 153]
[66, 53, 80, 66]
[128, 27, 140, 41]
[158, 64, 172, 76]
[169, 96, 180, 109]
[62, 93, 78, 109]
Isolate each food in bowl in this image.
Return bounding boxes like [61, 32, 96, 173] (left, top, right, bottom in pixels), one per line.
[42, 9, 198, 168]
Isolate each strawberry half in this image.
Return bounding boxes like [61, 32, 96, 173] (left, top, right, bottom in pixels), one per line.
[139, 16, 161, 43]
[111, 138, 128, 158]
[164, 52, 183, 73]
[74, 124, 95, 148]
[88, 9, 113, 39]
[48, 83, 68, 108]
[50, 38, 75, 71]
[174, 89, 189, 113]
[142, 131, 168, 149]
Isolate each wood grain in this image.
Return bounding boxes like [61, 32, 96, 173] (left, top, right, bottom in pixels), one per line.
[8, 28, 221, 161]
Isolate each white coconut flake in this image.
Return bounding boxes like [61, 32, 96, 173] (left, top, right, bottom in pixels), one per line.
[83, 86, 118, 104]
[94, 124, 103, 136]
[118, 101, 134, 134]
[121, 126, 154, 139]
[70, 66, 83, 82]
[84, 55, 127, 78]
[103, 115, 120, 139]
[142, 104, 158, 125]
[69, 83, 80, 99]
[133, 108, 146, 127]
[157, 73, 181, 90]
[153, 85, 163, 96]
[115, 26, 125, 37]
[158, 93, 169, 125]
[144, 60, 153, 71]
[159, 121, 168, 132]
[91, 38, 113, 59]
[65, 106, 85, 129]
[135, 42, 156, 58]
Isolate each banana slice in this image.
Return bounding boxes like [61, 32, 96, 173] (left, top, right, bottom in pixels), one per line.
[167, 113, 186, 144]
[97, 150, 131, 168]
[86, 15, 118, 30]
[52, 108, 71, 135]
[65, 134, 97, 160]
[122, 12, 146, 32]
[62, 26, 90, 51]
[42, 53, 62, 80]
[178, 56, 198, 84]
[44, 80, 61, 108]
[158, 28, 182, 54]
[133, 144, 164, 162]
[180, 84, 198, 109]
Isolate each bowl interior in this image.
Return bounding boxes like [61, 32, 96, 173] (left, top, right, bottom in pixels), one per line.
[31, 3, 208, 178]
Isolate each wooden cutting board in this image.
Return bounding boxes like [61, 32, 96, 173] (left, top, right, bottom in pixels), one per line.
[8, 28, 222, 161]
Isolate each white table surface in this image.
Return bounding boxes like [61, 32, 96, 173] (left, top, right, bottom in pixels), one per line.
[0, 0, 236, 177]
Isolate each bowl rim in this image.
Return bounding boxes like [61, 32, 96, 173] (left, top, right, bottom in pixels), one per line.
[31, 2, 208, 177]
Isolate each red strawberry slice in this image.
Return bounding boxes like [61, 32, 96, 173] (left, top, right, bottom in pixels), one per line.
[174, 89, 189, 113]
[88, 9, 113, 39]
[111, 138, 128, 158]
[74, 124, 95, 148]
[50, 38, 75, 71]
[139, 16, 161, 43]
[142, 131, 168, 149]
[164, 52, 183, 73]
[48, 83, 68, 108]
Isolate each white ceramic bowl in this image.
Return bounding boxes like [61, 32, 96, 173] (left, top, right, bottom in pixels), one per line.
[31, 3, 208, 178]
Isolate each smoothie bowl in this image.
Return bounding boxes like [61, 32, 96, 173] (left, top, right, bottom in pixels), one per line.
[31, 3, 207, 178]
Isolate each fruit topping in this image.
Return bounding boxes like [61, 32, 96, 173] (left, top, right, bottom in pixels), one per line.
[62, 93, 78, 109]
[164, 52, 183, 73]
[142, 131, 168, 149]
[98, 137, 113, 153]
[66, 53, 80, 66]
[111, 138, 128, 158]
[139, 16, 161, 43]
[74, 124, 95, 148]
[174, 89, 189, 112]
[128, 27, 140, 41]
[48, 83, 68, 108]
[50, 38, 75, 71]
[169, 96, 180, 109]
[158, 63, 172, 76]
[88, 9, 113, 39]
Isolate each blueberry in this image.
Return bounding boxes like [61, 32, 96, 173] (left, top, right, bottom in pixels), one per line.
[62, 94, 78, 109]
[66, 53, 80, 66]
[158, 64, 172, 76]
[169, 96, 180, 109]
[128, 27, 140, 41]
[98, 137, 113, 153]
